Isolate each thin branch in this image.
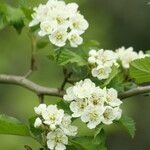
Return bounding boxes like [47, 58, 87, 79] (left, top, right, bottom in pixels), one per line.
[30, 34, 37, 71]
[24, 69, 32, 78]
[0, 74, 64, 97]
[119, 85, 150, 99]
[0, 74, 150, 100]
[38, 94, 44, 104]
[24, 34, 37, 78]
[60, 68, 72, 90]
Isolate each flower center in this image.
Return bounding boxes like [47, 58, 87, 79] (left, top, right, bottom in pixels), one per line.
[89, 111, 98, 121]
[49, 114, 56, 121]
[98, 68, 104, 74]
[55, 32, 63, 40]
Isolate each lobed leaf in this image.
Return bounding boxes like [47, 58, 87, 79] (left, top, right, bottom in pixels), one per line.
[70, 128, 107, 150]
[129, 57, 150, 84]
[0, 3, 25, 33]
[102, 65, 119, 87]
[117, 115, 136, 138]
[0, 114, 30, 136]
[57, 49, 87, 66]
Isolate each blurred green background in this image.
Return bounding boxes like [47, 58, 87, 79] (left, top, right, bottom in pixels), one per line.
[0, 0, 150, 149]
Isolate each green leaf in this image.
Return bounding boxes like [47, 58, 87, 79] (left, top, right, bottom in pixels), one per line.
[94, 124, 103, 139]
[71, 129, 107, 150]
[21, 6, 33, 20]
[129, 57, 150, 84]
[0, 3, 25, 33]
[102, 65, 119, 87]
[66, 145, 77, 150]
[36, 39, 49, 49]
[57, 100, 72, 114]
[107, 72, 125, 92]
[0, 114, 30, 136]
[28, 117, 43, 140]
[57, 49, 87, 66]
[80, 40, 100, 51]
[118, 115, 136, 138]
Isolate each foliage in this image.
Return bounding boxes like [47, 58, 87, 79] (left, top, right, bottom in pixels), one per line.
[0, 114, 30, 136]
[130, 57, 150, 84]
[117, 115, 136, 138]
[0, 1, 150, 150]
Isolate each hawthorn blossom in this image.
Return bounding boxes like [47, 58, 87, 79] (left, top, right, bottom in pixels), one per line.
[81, 106, 104, 129]
[34, 117, 42, 128]
[29, 0, 88, 47]
[34, 104, 77, 150]
[42, 105, 64, 130]
[34, 104, 47, 115]
[88, 49, 117, 80]
[64, 79, 123, 129]
[49, 27, 68, 47]
[105, 88, 122, 107]
[60, 114, 78, 136]
[96, 49, 117, 67]
[101, 106, 116, 125]
[91, 65, 112, 80]
[116, 47, 138, 68]
[70, 99, 88, 117]
[70, 13, 89, 35]
[68, 31, 83, 47]
[88, 87, 106, 107]
[47, 128, 68, 150]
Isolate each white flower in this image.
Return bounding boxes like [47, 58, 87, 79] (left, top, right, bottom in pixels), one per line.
[42, 105, 64, 130]
[29, 0, 88, 48]
[88, 87, 105, 107]
[101, 106, 116, 125]
[70, 13, 89, 35]
[34, 104, 47, 115]
[116, 47, 138, 69]
[49, 28, 68, 47]
[105, 88, 122, 107]
[66, 3, 78, 17]
[89, 49, 98, 57]
[60, 114, 78, 136]
[64, 79, 96, 101]
[63, 87, 76, 102]
[47, 128, 68, 150]
[81, 106, 104, 129]
[68, 31, 83, 47]
[96, 49, 117, 67]
[72, 79, 96, 99]
[34, 117, 42, 128]
[92, 65, 112, 80]
[70, 99, 88, 117]
[88, 56, 96, 64]
[38, 21, 57, 37]
[138, 51, 149, 59]
[113, 107, 122, 120]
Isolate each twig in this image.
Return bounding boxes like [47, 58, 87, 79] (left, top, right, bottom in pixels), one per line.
[24, 69, 33, 78]
[0, 74, 150, 100]
[24, 145, 32, 150]
[30, 34, 37, 71]
[119, 85, 150, 99]
[38, 94, 44, 104]
[24, 34, 37, 78]
[60, 68, 72, 90]
[0, 74, 64, 97]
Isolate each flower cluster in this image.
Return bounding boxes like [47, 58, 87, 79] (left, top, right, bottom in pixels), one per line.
[34, 104, 77, 150]
[88, 47, 149, 80]
[88, 49, 118, 80]
[116, 46, 149, 69]
[63, 79, 122, 129]
[29, 0, 88, 47]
